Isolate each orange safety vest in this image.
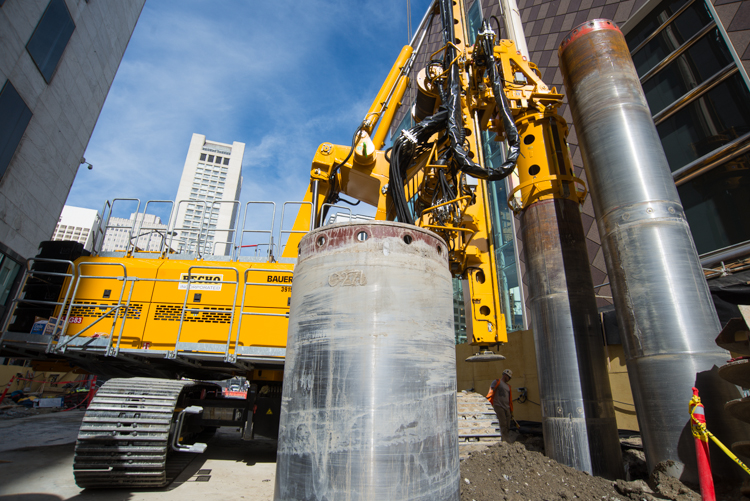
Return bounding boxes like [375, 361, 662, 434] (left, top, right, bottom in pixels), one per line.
[486, 379, 513, 412]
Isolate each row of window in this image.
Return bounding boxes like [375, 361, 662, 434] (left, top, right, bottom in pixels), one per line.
[199, 153, 230, 165]
[0, 0, 76, 179]
[626, 0, 750, 255]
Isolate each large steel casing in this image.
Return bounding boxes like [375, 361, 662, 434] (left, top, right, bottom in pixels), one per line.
[559, 20, 748, 481]
[274, 222, 459, 500]
[520, 198, 623, 479]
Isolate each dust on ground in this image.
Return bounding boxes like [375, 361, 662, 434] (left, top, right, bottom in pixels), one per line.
[459, 436, 740, 501]
[0, 402, 62, 419]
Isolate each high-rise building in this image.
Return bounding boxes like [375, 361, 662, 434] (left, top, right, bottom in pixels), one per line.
[0, 0, 145, 321]
[52, 205, 100, 251]
[172, 134, 244, 255]
[100, 213, 169, 253]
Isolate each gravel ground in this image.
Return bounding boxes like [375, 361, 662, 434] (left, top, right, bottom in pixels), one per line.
[459, 438, 743, 501]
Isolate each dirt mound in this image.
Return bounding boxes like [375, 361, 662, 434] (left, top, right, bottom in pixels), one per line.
[460, 441, 626, 500]
[459, 440, 710, 501]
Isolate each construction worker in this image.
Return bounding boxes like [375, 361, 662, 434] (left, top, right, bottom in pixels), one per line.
[487, 369, 513, 441]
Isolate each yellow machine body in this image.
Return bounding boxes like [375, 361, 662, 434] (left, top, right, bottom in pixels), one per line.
[55, 256, 292, 358]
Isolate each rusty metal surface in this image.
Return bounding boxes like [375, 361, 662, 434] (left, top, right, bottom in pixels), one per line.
[560, 22, 748, 482]
[520, 198, 623, 479]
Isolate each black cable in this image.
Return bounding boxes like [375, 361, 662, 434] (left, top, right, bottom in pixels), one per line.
[490, 15, 503, 39]
[337, 196, 360, 206]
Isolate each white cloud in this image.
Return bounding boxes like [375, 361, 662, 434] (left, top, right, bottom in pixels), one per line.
[68, 0, 432, 228]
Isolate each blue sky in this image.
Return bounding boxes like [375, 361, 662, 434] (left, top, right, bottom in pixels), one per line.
[66, 0, 432, 225]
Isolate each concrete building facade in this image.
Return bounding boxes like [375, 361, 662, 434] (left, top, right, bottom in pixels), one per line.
[0, 0, 145, 320]
[172, 134, 244, 256]
[100, 212, 168, 253]
[51, 205, 99, 251]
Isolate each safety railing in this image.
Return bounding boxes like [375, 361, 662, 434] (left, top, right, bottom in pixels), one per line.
[168, 200, 210, 257]
[0, 258, 77, 352]
[237, 201, 276, 261]
[99, 198, 142, 253]
[93, 198, 310, 263]
[54, 262, 130, 357]
[319, 204, 352, 227]
[230, 267, 293, 363]
[169, 265, 240, 361]
[278, 201, 312, 257]
[0, 258, 291, 364]
[132, 200, 175, 255]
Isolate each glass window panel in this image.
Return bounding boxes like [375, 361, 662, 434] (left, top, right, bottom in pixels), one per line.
[631, 1, 712, 77]
[207, 155, 214, 163]
[0, 256, 21, 306]
[642, 29, 733, 115]
[26, 0, 75, 83]
[200, 153, 206, 161]
[626, 0, 691, 48]
[0, 81, 33, 178]
[657, 74, 750, 170]
[223, 157, 230, 165]
[467, 0, 483, 45]
[678, 153, 750, 254]
[482, 129, 523, 332]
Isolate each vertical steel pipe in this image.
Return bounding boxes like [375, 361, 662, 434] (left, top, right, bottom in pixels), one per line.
[559, 20, 748, 482]
[275, 222, 459, 500]
[520, 198, 623, 479]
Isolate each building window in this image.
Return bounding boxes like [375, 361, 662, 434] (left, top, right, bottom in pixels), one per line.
[0, 81, 33, 179]
[223, 157, 230, 165]
[215, 156, 222, 164]
[207, 155, 214, 163]
[625, 0, 750, 255]
[200, 153, 206, 161]
[26, 0, 75, 84]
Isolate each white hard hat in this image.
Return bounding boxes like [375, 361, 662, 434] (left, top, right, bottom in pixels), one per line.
[503, 369, 513, 378]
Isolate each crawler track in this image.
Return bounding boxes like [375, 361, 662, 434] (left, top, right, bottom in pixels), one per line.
[73, 378, 193, 488]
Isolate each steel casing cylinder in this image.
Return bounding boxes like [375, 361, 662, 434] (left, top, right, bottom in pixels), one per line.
[521, 198, 623, 479]
[559, 20, 748, 481]
[274, 222, 459, 500]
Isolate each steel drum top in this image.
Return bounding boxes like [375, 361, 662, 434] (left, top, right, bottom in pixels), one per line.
[559, 19, 621, 56]
[298, 220, 449, 263]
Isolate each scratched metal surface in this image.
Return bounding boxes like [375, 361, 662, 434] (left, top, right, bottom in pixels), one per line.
[275, 222, 459, 500]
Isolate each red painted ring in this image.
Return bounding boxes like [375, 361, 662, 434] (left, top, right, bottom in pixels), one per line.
[559, 19, 621, 56]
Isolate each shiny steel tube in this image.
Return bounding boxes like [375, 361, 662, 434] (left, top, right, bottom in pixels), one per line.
[520, 198, 623, 479]
[274, 222, 459, 500]
[559, 20, 748, 482]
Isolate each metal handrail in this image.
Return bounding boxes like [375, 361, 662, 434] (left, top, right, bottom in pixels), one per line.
[203, 200, 241, 258]
[172, 265, 240, 361]
[2, 258, 294, 364]
[238, 201, 276, 261]
[93, 200, 112, 255]
[54, 262, 129, 354]
[232, 267, 293, 363]
[132, 200, 175, 254]
[169, 200, 209, 257]
[101, 198, 142, 252]
[278, 201, 312, 257]
[0, 258, 77, 350]
[319, 204, 352, 227]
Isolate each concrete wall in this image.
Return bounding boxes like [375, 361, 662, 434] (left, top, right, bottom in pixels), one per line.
[456, 331, 639, 430]
[0, 0, 145, 261]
